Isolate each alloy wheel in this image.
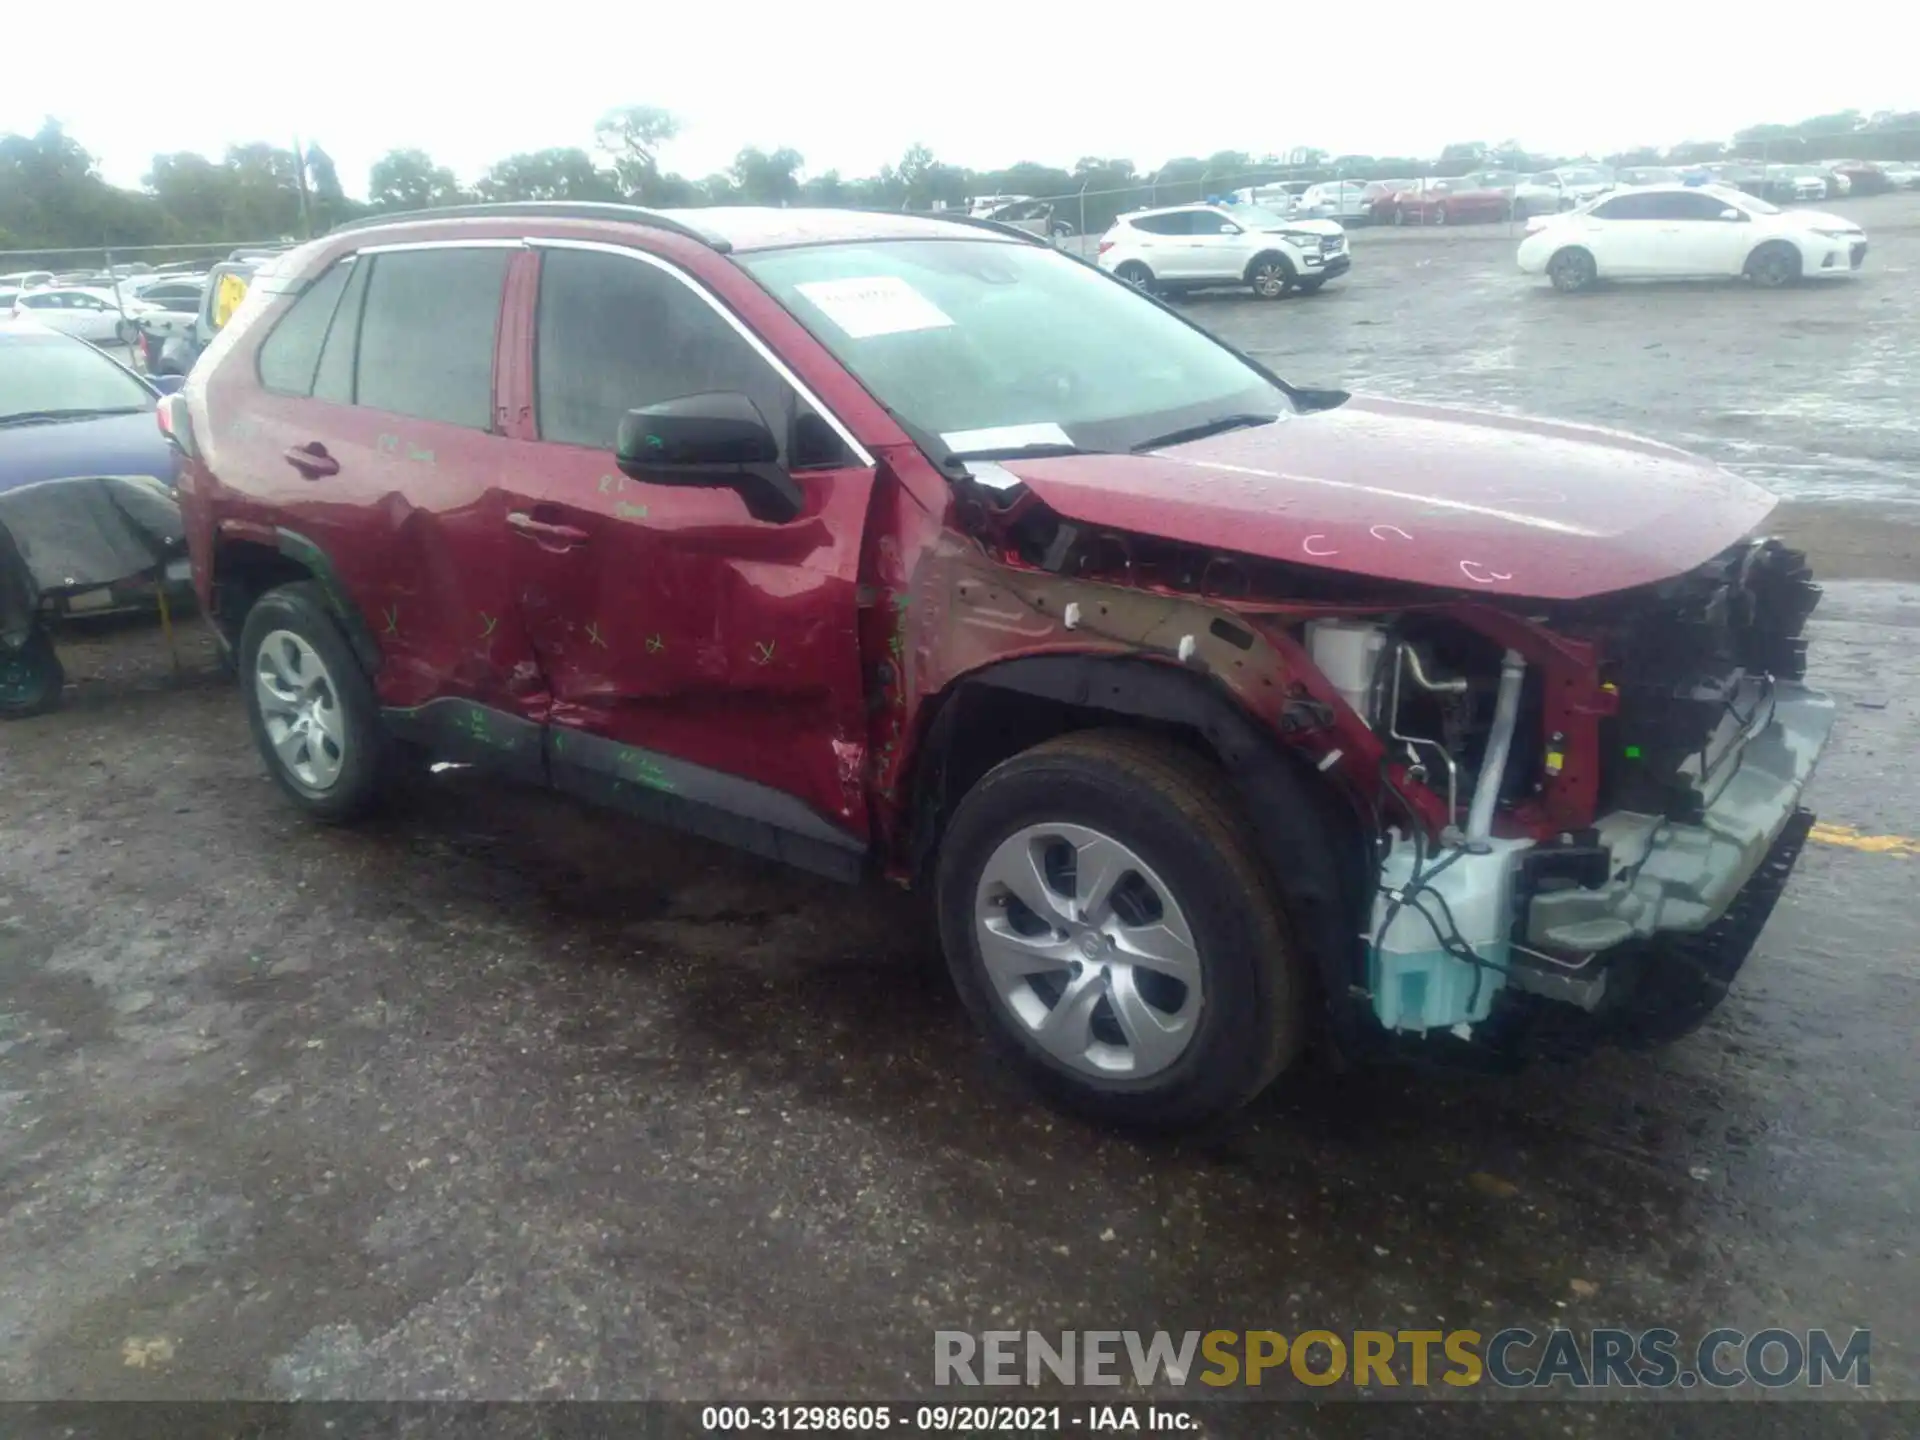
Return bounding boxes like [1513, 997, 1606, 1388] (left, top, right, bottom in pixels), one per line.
[973, 822, 1203, 1080]
[1251, 262, 1288, 298]
[254, 629, 347, 790]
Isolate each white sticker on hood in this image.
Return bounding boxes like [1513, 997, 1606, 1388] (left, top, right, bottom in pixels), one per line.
[795, 275, 954, 339]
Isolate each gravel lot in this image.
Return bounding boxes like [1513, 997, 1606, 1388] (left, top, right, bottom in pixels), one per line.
[3, 198, 1918, 1428]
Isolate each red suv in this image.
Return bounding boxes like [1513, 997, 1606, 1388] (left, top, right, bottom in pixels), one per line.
[166, 202, 1835, 1129]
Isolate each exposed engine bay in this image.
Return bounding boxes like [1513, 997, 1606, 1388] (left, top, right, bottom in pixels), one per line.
[1301, 537, 1832, 1048]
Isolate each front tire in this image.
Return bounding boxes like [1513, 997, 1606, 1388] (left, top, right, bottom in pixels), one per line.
[935, 731, 1303, 1130]
[1248, 254, 1294, 299]
[1547, 246, 1598, 293]
[239, 582, 388, 822]
[0, 625, 64, 719]
[1746, 241, 1802, 288]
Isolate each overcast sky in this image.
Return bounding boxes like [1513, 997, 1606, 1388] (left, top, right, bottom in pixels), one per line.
[6, 1, 1912, 197]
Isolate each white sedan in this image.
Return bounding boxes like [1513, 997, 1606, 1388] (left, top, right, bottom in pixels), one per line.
[8, 287, 156, 343]
[1517, 184, 1867, 293]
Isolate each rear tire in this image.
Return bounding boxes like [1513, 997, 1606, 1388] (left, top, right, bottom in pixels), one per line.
[935, 730, 1303, 1131]
[239, 582, 389, 823]
[0, 625, 64, 719]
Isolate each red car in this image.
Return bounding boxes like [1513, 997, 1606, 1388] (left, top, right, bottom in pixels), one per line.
[166, 203, 1834, 1129]
[1376, 173, 1517, 226]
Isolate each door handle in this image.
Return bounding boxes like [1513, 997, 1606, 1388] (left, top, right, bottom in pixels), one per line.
[506, 512, 590, 548]
[283, 443, 338, 478]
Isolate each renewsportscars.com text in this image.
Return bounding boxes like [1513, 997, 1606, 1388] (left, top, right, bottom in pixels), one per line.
[934, 1328, 1871, 1391]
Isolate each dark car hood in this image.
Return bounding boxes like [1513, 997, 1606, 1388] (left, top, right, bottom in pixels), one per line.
[994, 395, 1776, 601]
[0, 410, 177, 496]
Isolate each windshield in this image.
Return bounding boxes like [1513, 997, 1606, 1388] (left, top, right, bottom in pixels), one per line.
[740, 239, 1290, 458]
[0, 334, 153, 423]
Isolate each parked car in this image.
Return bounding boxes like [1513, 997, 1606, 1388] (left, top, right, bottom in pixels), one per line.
[1880, 162, 1920, 190]
[1518, 183, 1868, 291]
[0, 270, 55, 291]
[169, 200, 1835, 1129]
[0, 321, 182, 498]
[1615, 166, 1683, 187]
[1375, 175, 1512, 226]
[1825, 161, 1892, 195]
[1226, 184, 1303, 218]
[1297, 180, 1375, 223]
[1098, 203, 1349, 296]
[1761, 165, 1829, 203]
[967, 194, 1032, 218]
[981, 199, 1075, 239]
[10, 287, 159, 344]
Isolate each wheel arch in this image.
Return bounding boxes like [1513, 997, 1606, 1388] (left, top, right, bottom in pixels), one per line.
[904, 653, 1373, 1038]
[210, 527, 382, 676]
[1242, 248, 1298, 283]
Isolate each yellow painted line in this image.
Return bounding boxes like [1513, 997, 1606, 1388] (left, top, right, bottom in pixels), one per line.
[1809, 823, 1920, 857]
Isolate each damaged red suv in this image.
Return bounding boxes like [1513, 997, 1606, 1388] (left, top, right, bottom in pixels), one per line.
[166, 203, 1835, 1129]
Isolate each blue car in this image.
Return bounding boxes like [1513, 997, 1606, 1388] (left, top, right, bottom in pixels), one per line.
[0, 322, 182, 496]
[1, 322, 188, 717]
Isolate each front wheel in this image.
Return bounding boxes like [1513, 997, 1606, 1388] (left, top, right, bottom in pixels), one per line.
[1248, 256, 1294, 299]
[239, 582, 390, 822]
[1547, 246, 1598, 293]
[935, 731, 1303, 1130]
[1746, 242, 1802, 289]
[0, 625, 64, 719]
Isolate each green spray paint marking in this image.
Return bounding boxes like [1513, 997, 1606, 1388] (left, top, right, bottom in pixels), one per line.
[621, 752, 676, 793]
[456, 708, 490, 745]
[752, 640, 776, 666]
[479, 613, 498, 639]
[587, 622, 608, 649]
[646, 633, 665, 654]
[615, 501, 649, 520]
[381, 604, 399, 636]
[407, 446, 435, 465]
[376, 433, 400, 454]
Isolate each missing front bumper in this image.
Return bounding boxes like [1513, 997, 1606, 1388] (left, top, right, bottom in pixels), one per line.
[1528, 680, 1837, 951]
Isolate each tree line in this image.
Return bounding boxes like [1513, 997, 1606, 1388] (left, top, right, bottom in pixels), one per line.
[4, 105, 1917, 258]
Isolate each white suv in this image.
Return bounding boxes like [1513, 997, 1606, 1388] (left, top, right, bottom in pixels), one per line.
[1096, 203, 1350, 298]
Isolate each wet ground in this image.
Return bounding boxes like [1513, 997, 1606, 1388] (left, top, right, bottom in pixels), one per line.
[4, 202, 1919, 1426]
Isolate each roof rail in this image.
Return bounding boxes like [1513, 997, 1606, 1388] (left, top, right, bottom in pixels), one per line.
[326, 201, 730, 252]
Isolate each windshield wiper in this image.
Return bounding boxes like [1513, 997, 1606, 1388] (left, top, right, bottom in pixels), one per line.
[0, 406, 148, 427]
[1129, 412, 1279, 453]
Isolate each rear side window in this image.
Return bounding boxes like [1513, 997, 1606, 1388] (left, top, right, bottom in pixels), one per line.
[313, 258, 369, 404]
[1591, 193, 1655, 221]
[257, 261, 352, 395]
[1129, 213, 1193, 236]
[533, 246, 847, 467]
[354, 248, 509, 430]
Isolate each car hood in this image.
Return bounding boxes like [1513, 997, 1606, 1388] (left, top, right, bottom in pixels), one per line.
[1781, 208, 1859, 232]
[0, 410, 177, 496]
[990, 395, 1776, 601]
[1257, 218, 1344, 236]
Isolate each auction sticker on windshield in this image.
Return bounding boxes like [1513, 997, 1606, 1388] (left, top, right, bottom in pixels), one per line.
[795, 276, 954, 339]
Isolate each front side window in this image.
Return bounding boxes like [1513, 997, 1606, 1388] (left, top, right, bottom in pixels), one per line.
[355, 248, 509, 430]
[741, 237, 1292, 458]
[533, 246, 846, 468]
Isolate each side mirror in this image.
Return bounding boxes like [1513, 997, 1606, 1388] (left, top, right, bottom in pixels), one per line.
[615, 391, 804, 525]
[150, 373, 185, 396]
[1719, 208, 1745, 222]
